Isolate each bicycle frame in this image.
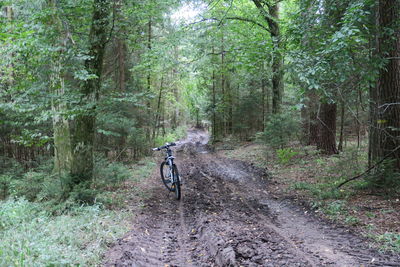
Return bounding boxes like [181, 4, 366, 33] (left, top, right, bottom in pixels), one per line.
[164, 148, 175, 181]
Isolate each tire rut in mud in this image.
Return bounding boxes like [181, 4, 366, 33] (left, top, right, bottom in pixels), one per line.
[188, 153, 400, 267]
[104, 130, 400, 266]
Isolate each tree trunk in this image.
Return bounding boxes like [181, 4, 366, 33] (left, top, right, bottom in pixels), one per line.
[52, 61, 73, 175]
[308, 91, 319, 145]
[317, 102, 338, 154]
[300, 99, 310, 145]
[146, 19, 152, 141]
[252, 0, 283, 114]
[48, 0, 73, 175]
[152, 76, 164, 140]
[261, 77, 266, 130]
[70, 0, 110, 183]
[221, 32, 226, 136]
[227, 78, 233, 134]
[338, 100, 345, 151]
[212, 68, 217, 141]
[369, 0, 400, 170]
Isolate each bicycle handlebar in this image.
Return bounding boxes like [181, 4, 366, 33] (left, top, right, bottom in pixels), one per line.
[152, 142, 176, 151]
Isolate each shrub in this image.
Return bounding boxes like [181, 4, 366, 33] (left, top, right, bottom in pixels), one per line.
[0, 175, 12, 199]
[69, 182, 98, 205]
[364, 160, 400, 194]
[93, 158, 131, 190]
[11, 171, 48, 201]
[262, 112, 299, 148]
[276, 148, 298, 164]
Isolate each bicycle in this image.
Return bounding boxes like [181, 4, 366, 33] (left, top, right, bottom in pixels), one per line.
[152, 142, 181, 200]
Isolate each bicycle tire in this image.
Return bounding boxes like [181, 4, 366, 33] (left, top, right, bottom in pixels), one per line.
[160, 162, 173, 191]
[172, 164, 181, 200]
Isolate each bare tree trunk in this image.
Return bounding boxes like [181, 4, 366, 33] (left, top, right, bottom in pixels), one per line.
[261, 76, 266, 130]
[212, 68, 217, 141]
[212, 46, 217, 141]
[338, 100, 345, 151]
[70, 0, 110, 183]
[47, 0, 73, 176]
[369, 0, 400, 170]
[300, 100, 310, 145]
[227, 78, 233, 134]
[146, 19, 152, 141]
[152, 76, 164, 140]
[317, 102, 338, 154]
[252, 0, 283, 114]
[308, 91, 319, 145]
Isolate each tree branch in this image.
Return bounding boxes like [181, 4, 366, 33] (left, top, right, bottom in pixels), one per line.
[187, 16, 270, 33]
[337, 145, 400, 189]
[252, 0, 275, 28]
[223, 16, 270, 32]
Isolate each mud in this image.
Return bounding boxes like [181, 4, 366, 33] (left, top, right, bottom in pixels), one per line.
[104, 129, 400, 267]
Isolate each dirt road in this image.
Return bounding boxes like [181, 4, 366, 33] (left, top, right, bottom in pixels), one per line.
[104, 129, 400, 266]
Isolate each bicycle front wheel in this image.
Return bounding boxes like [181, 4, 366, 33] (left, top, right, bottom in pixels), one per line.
[160, 162, 174, 191]
[172, 164, 181, 200]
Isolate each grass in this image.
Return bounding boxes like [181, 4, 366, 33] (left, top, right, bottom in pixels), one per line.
[95, 157, 156, 209]
[0, 198, 130, 266]
[375, 233, 400, 252]
[0, 158, 157, 266]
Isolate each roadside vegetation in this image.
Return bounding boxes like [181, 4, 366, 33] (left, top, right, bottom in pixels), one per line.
[0, 156, 158, 266]
[220, 134, 400, 252]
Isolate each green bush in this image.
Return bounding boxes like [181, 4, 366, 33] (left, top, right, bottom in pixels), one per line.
[69, 182, 98, 204]
[11, 172, 48, 201]
[0, 175, 12, 199]
[0, 156, 24, 177]
[276, 148, 298, 164]
[364, 160, 400, 194]
[93, 158, 131, 190]
[262, 112, 299, 148]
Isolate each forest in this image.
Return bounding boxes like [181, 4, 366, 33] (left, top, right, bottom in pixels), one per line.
[1, 0, 399, 266]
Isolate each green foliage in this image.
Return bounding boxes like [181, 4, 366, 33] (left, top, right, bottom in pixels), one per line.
[0, 198, 130, 266]
[11, 172, 50, 202]
[5, 157, 134, 205]
[95, 158, 156, 208]
[93, 158, 132, 190]
[262, 112, 299, 148]
[154, 125, 187, 147]
[10, 171, 69, 203]
[0, 175, 12, 200]
[276, 148, 298, 164]
[375, 232, 400, 252]
[363, 160, 400, 194]
[292, 181, 343, 200]
[131, 159, 157, 183]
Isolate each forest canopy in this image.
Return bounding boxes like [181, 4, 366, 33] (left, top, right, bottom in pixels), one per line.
[1, 0, 399, 202]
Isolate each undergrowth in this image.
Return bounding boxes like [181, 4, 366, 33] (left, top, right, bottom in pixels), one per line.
[0, 198, 130, 266]
[0, 156, 156, 266]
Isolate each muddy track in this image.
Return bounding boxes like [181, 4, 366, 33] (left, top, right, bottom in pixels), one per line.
[104, 130, 400, 267]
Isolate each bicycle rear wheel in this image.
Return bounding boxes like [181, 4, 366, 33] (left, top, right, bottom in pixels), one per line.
[160, 162, 173, 191]
[172, 164, 181, 200]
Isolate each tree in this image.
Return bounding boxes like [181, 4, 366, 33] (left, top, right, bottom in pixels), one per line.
[252, 0, 283, 114]
[369, 0, 400, 170]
